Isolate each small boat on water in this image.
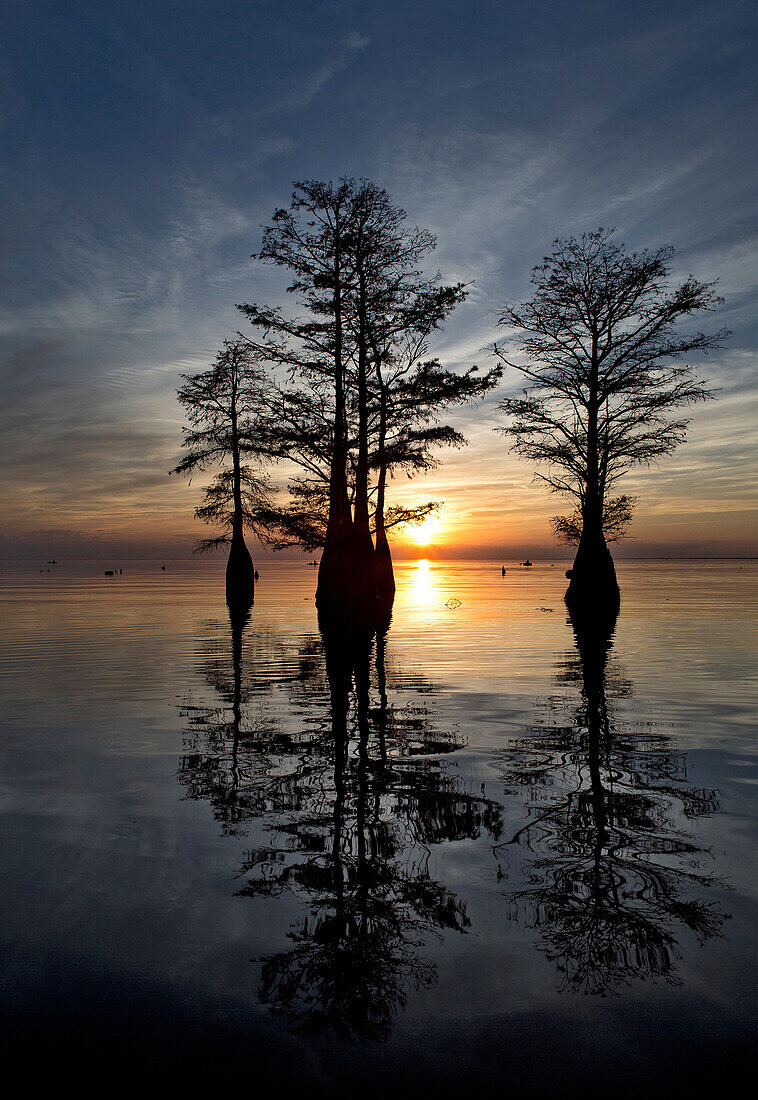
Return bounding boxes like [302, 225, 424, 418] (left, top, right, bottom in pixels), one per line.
[521, 559, 533, 567]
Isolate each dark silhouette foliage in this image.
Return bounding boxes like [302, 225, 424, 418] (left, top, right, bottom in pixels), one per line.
[551, 493, 637, 545]
[495, 229, 729, 607]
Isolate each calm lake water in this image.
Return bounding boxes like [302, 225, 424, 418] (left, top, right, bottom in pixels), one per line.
[1, 557, 757, 1095]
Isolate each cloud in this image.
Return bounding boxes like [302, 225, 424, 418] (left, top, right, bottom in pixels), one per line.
[262, 31, 371, 114]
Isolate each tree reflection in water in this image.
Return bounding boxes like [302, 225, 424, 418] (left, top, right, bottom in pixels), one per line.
[494, 605, 728, 996]
[179, 605, 503, 1041]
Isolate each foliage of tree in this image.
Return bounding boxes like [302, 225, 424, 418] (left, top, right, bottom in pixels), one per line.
[255, 345, 498, 560]
[241, 367, 442, 553]
[551, 493, 637, 546]
[495, 229, 729, 603]
[253, 476, 438, 554]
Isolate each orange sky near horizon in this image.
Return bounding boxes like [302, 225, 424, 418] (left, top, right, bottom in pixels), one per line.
[3, 376, 756, 562]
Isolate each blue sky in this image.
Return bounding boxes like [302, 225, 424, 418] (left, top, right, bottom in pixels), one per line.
[1, 0, 756, 558]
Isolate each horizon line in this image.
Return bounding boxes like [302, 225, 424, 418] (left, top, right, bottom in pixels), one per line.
[2, 555, 757, 563]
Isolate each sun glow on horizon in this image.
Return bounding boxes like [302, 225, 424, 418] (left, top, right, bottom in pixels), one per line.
[408, 514, 444, 547]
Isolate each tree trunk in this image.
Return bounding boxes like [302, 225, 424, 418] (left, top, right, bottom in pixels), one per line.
[373, 350, 395, 610]
[374, 460, 395, 600]
[566, 494, 619, 610]
[226, 384, 254, 608]
[316, 400, 354, 606]
[317, 229, 356, 609]
[567, 376, 619, 610]
[351, 272, 378, 603]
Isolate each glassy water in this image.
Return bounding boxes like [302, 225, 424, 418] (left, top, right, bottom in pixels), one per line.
[1, 558, 757, 1094]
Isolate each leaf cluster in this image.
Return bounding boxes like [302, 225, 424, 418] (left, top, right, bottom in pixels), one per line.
[551, 494, 637, 545]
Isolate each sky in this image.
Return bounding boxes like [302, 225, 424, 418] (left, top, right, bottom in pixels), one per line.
[0, 0, 756, 560]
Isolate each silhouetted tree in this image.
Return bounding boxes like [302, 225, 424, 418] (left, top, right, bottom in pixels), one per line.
[341, 182, 499, 596]
[238, 179, 493, 613]
[238, 181, 369, 612]
[495, 230, 729, 608]
[173, 339, 273, 605]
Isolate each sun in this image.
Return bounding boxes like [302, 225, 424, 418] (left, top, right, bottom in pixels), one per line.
[408, 515, 443, 547]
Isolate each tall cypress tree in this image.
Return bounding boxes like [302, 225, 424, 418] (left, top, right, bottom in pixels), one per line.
[496, 230, 728, 609]
[173, 339, 272, 605]
[240, 179, 497, 609]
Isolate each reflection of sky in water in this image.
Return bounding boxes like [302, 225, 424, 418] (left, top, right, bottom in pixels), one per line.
[1, 558, 757, 1088]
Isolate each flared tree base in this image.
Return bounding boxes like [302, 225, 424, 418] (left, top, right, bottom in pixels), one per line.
[317, 544, 395, 638]
[317, 538, 373, 608]
[375, 532, 396, 601]
[565, 537, 620, 616]
[226, 535, 254, 609]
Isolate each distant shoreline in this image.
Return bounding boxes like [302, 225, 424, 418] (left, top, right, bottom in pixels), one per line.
[1, 556, 756, 564]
